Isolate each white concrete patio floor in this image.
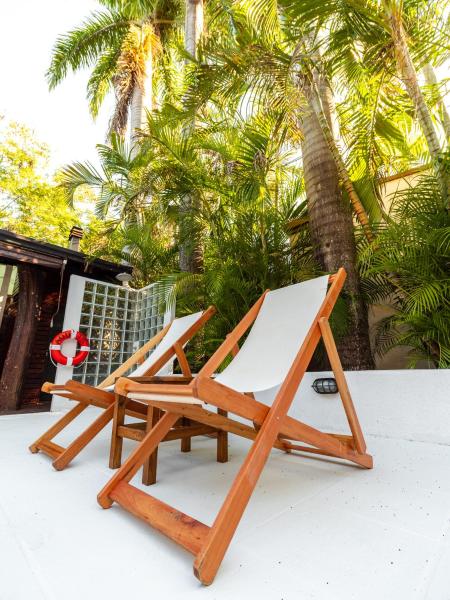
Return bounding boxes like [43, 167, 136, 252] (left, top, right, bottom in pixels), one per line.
[1, 371, 450, 600]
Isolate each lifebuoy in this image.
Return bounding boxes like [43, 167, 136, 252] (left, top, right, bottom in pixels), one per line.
[49, 329, 90, 366]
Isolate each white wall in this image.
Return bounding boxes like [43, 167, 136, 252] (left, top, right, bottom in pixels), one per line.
[256, 370, 450, 446]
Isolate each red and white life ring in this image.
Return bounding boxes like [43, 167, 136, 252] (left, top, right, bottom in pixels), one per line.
[49, 329, 90, 367]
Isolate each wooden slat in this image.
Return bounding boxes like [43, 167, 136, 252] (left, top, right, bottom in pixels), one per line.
[98, 412, 179, 508]
[38, 440, 65, 459]
[117, 425, 146, 442]
[283, 442, 373, 468]
[111, 482, 210, 555]
[118, 422, 217, 443]
[164, 424, 216, 441]
[98, 324, 171, 389]
[192, 269, 358, 584]
[139, 399, 287, 451]
[319, 317, 367, 454]
[52, 405, 115, 471]
[197, 293, 268, 379]
[173, 342, 192, 378]
[29, 402, 87, 453]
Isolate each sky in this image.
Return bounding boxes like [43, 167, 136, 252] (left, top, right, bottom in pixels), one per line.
[0, 0, 114, 171]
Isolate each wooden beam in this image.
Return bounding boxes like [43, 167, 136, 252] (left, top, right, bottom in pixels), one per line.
[111, 482, 210, 555]
[0, 265, 43, 412]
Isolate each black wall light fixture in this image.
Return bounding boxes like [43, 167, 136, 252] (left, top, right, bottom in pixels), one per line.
[312, 378, 338, 394]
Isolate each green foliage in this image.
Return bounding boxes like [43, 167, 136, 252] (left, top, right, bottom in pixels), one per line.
[7, 0, 446, 371]
[0, 121, 80, 245]
[360, 170, 450, 367]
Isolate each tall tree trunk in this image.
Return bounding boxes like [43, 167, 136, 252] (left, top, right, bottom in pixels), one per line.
[387, 9, 442, 158]
[0, 265, 42, 412]
[308, 79, 375, 243]
[130, 49, 153, 152]
[179, 0, 204, 273]
[185, 0, 204, 56]
[301, 84, 374, 370]
[422, 63, 450, 143]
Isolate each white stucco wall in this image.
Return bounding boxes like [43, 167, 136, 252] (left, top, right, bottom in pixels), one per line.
[256, 369, 450, 445]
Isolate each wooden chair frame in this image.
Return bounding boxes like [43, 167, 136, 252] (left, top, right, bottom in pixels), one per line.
[29, 307, 223, 480]
[97, 269, 373, 585]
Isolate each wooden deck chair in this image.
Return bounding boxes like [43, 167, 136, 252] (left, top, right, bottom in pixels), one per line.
[29, 307, 224, 479]
[97, 268, 373, 585]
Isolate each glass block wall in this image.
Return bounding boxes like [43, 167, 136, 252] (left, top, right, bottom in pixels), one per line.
[69, 278, 172, 387]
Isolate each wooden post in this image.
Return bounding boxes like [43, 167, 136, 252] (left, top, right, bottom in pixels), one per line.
[109, 395, 127, 469]
[142, 406, 162, 485]
[0, 265, 42, 412]
[0, 265, 13, 326]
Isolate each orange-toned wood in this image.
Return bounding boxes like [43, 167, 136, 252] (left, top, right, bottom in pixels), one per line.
[129, 398, 287, 451]
[31, 308, 216, 472]
[99, 323, 171, 389]
[53, 404, 115, 471]
[173, 342, 192, 378]
[111, 482, 210, 555]
[97, 269, 373, 585]
[138, 306, 216, 379]
[109, 395, 127, 469]
[197, 294, 268, 379]
[142, 405, 162, 485]
[98, 412, 179, 508]
[29, 401, 87, 453]
[319, 316, 366, 454]
[117, 425, 146, 442]
[115, 378, 194, 397]
[37, 440, 66, 459]
[282, 442, 373, 468]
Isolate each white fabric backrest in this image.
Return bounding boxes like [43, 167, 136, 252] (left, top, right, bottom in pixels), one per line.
[131, 311, 204, 377]
[214, 276, 329, 393]
[103, 311, 203, 390]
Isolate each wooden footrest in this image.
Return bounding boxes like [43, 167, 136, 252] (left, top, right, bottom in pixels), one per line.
[37, 440, 65, 459]
[110, 481, 210, 555]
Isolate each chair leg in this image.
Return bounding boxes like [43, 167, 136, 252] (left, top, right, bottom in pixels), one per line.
[29, 402, 87, 453]
[142, 406, 162, 485]
[109, 395, 126, 469]
[180, 417, 191, 453]
[319, 317, 367, 454]
[216, 409, 228, 463]
[98, 411, 179, 509]
[53, 404, 115, 471]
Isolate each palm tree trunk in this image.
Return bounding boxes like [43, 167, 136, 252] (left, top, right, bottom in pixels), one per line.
[422, 63, 450, 143]
[308, 80, 375, 243]
[130, 49, 153, 152]
[387, 11, 441, 157]
[301, 84, 374, 370]
[185, 0, 204, 56]
[179, 0, 204, 273]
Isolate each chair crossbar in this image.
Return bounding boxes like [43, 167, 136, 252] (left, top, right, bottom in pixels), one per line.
[37, 440, 66, 459]
[111, 481, 210, 555]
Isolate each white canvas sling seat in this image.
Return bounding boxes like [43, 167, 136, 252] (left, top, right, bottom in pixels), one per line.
[124, 275, 330, 405]
[29, 307, 217, 472]
[100, 269, 373, 586]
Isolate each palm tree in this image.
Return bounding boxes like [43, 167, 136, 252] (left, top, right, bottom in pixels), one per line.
[47, 0, 178, 142]
[282, 0, 449, 195]
[422, 63, 450, 143]
[183, 5, 376, 366]
[58, 134, 152, 224]
[301, 75, 375, 368]
[179, 0, 205, 273]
